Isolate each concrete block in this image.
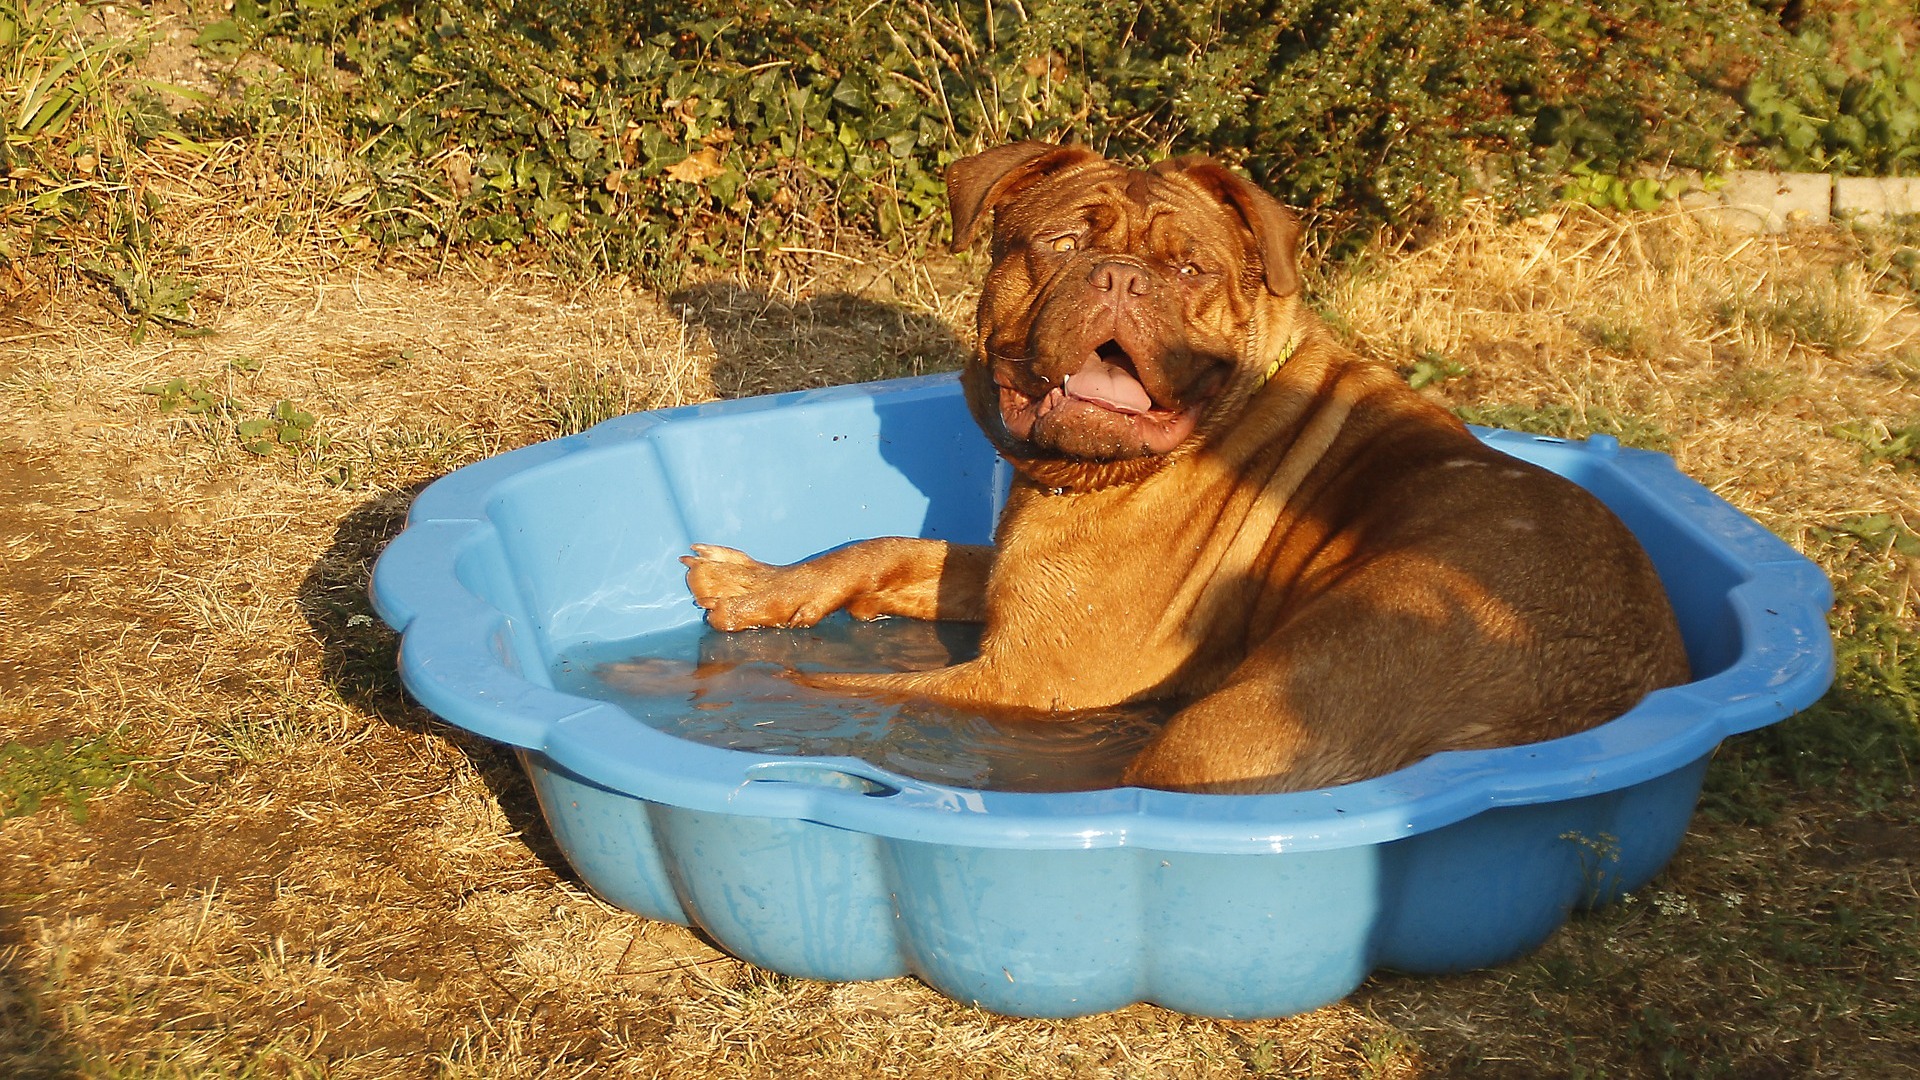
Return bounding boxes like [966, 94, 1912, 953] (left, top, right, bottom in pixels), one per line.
[1691, 171, 1833, 233]
[1834, 176, 1920, 223]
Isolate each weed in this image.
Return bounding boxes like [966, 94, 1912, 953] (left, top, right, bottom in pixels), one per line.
[1853, 227, 1920, 300]
[0, 0, 137, 172]
[1403, 351, 1469, 390]
[1818, 511, 1920, 562]
[236, 399, 318, 456]
[141, 377, 324, 459]
[1562, 830, 1625, 907]
[7, 0, 1915, 286]
[1316, 303, 1356, 340]
[1831, 418, 1920, 471]
[1455, 402, 1673, 451]
[0, 735, 152, 822]
[140, 376, 233, 417]
[209, 699, 318, 763]
[1708, 512, 1920, 824]
[1743, 0, 1920, 175]
[1623, 1004, 1694, 1077]
[1244, 1037, 1281, 1075]
[0, 0, 169, 269]
[386, 423, 475, 469]
[1884, 243, 1920, 285]
[96, 0, 1875, 281]
[81, 255, 202, 344]
[1874, 350, 1920, 383]
[1358, 1030, 1414, 1078]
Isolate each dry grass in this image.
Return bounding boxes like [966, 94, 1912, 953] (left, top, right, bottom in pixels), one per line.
[1325, 203, 1920, 600]
[4, 147, 1920, 1079]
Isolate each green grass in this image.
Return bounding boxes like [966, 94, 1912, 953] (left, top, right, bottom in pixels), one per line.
[537, 363, 637, 437]
[1580, 315, 1658, 359]
[1714, 268, 1876, 356]
[1705, 511, 1919, 826]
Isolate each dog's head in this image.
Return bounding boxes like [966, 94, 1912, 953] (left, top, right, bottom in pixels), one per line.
[946, 142, 1304, 486]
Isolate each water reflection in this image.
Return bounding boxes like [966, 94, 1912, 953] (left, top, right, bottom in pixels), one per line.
[552, 617, 1167, 792]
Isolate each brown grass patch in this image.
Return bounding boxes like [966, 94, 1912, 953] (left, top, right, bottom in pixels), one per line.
[3, 180, 1918, 1079]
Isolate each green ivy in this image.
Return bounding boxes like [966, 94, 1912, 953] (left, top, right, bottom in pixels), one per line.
[202, 0, 1780, 278]
[1743, 3, 1920, 175]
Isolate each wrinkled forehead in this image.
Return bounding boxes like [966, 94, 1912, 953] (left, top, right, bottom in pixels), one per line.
[997, 162, 1242, 238]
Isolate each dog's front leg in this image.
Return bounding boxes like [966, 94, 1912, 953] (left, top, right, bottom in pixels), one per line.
[681, 538, 991, 631]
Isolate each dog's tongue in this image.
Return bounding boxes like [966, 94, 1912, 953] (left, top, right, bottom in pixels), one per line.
[1064, 351, 1153, 414]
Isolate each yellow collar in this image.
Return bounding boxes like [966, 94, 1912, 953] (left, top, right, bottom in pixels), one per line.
[1260, 332, 1301, 386]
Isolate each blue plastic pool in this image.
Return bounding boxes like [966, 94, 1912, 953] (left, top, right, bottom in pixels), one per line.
[370, 373, 1833, 1019]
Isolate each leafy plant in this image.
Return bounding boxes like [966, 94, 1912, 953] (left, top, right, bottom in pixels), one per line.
[141, 379, 322, 457]
[139, 0, 1832, 283]
[1817, 511, 1920, 558]
[0, 0, 165, 264]
[237, 399, 317, 456]
[1560, 163, 1700, 212]
[83, 254, 201, 343]
[140, 376, 233, 416]
[12, 0, 1918, 285]
[0, 0, 117, 160]
[1831, 419, 1920, 471]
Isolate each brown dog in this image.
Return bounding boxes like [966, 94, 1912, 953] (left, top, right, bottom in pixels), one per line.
[683, 142, 1690, 793]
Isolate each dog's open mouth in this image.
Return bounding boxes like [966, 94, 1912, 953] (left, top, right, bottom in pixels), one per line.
[1065, 341, 1155, 414]
[997, 341, 1211, 458]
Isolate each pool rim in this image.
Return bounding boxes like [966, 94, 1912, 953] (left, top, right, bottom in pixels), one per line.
[369, 373, 1835, 856]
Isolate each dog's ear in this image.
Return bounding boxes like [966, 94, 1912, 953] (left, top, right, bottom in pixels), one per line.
[946, 142, 1102, 253]
[1155, 157, 1302, 297]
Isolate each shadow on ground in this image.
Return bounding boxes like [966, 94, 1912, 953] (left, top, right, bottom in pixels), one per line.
[0, 932, 75, 1080]
[295, 487, 576, 884]
[670, 281, 968, 397]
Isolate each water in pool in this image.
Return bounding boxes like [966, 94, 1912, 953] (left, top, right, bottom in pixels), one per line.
[551, 616, 1169, 792]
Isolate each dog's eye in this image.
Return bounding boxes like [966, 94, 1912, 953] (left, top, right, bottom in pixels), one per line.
[1178, 263, 1203, 277]
[1049, 235, 1078, 253]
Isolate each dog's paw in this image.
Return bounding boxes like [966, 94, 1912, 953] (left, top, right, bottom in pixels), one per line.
[681, 544, 838, 631]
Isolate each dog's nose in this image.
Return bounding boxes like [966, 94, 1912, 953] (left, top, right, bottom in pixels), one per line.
[1091, 261, 1150, 297]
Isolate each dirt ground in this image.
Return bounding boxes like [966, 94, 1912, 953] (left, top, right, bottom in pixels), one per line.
[2, 200, 1918, 1078]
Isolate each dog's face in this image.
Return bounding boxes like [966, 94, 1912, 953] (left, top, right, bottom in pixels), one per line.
[946, 143, 1303, 474]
